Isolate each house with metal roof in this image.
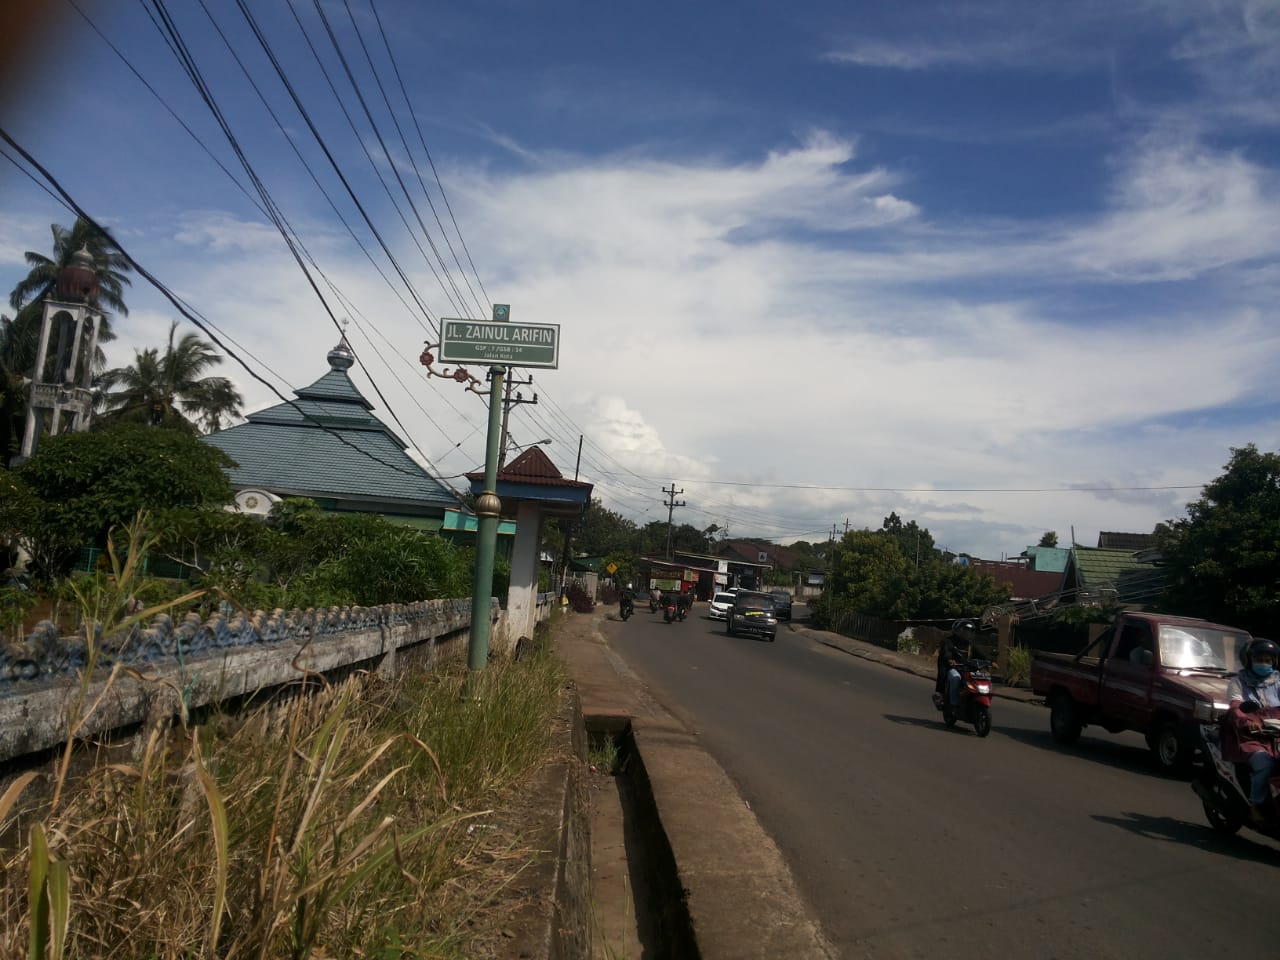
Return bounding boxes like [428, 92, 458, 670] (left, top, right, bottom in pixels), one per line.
[1061, 546, 1165, 606]
[1020, 545, 1070, 573]
[1096, 531, 1157, 551]
[203, 338, 461, 527]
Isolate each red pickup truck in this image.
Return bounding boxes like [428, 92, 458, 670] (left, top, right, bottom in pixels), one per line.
[1030, 612, 1252, 773]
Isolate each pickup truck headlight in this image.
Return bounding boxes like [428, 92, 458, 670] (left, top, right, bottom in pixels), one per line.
[1193, 700, 1230, 722]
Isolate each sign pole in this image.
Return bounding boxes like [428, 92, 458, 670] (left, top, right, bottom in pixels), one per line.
[467, 362, 506, 688]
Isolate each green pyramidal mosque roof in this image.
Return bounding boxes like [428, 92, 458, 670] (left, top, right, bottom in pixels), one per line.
[203, 338, 458, 511]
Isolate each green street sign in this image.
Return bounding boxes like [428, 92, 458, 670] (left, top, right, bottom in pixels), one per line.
[439, 318, 560, 368]
[492, 303, 510, 322]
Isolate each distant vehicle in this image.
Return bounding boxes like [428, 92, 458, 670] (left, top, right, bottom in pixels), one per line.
[1030, 612, 1252, 773]
[708, 592, 735, 620]
[726, 591, 777, 642]
[769, 590, 793, 621]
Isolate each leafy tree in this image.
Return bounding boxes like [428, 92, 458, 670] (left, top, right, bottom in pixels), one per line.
[813, 517, 1010, 626]
[1156, 444, 1280, 635]
[668, 522, 710, 555]
[12, 424, 235, 578]
[817, 530, 912, 622]
[97, 321, 243, 433]
[1038, 531, 1059, 548]
[879, 511, 936, 565]
[0, 467, 39, 570]
[560, 498, 637, 557]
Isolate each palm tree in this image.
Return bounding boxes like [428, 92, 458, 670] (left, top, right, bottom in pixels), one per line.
[98, 322, 244, 434]
[8, 217, 132, 320]
[3, 219, 132, 463]
[0, 314, 28, 465]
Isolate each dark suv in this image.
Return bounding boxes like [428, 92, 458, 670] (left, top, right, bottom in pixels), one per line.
[769, 590, 793, 621]
[727, 591, 778, 641]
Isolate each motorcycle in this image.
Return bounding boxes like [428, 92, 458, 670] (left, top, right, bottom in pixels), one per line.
[931, 657, 993, 737]
[663, 598, 679, 623]
[649, 594, 660, 613]
[1192, 707, 1280, 840]
[619, 596, 634, 621]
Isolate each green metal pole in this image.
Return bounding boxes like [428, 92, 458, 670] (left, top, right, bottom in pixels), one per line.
[468, 365, 506, 677]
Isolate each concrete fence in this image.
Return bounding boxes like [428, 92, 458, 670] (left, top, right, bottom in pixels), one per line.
[0, 592, 555, 767]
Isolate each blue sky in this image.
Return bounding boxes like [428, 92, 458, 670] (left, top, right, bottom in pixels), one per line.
[3, 0, 1279, 557]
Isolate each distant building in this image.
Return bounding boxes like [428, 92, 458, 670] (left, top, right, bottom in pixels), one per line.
[1061, 546, 1164, 606]
[964, 559, 1061, 603]
[1020, 545, 1070, 573]
[1096, 531, 1157, 552]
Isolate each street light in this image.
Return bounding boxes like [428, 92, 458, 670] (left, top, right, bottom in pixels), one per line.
[508, 437, 552, 453]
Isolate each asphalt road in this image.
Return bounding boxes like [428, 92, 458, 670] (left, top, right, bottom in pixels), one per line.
[607, 604, 1280, 960]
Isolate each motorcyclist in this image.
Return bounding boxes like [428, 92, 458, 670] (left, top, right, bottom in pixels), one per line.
[619, 586, 634, 619]
[1224, 637, 1280, 822]
[676, 589, 693, 620]
[937, 619, 978, 708]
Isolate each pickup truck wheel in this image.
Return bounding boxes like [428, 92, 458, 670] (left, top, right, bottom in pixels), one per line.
[1049, 694, 1083, 745]
[1150, 721, 1192, 775]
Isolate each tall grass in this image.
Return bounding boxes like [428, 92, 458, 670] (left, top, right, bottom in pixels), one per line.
[1004, 644, 1033, 687]
[0, 518, 567, 958]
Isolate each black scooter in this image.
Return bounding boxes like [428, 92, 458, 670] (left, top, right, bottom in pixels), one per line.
[1193, 705, 1280, 840]
[619, 596, 634, 621]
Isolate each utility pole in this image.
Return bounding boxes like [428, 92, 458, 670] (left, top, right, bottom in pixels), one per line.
[662, 482, 685, 559]
[558, 435, 584, 597]
[844, 517, 850, 535]
[467, 362, 505, 688]
[497, 370, 537, 468]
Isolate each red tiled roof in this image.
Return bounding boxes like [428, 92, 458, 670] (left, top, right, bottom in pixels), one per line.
[467, 446, 592, 489]
[966, 560, 1062, 601]
[720, 540, 800, 570]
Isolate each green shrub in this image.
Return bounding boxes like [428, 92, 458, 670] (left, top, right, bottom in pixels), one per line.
[157, 499, 477, 609]
[1005, 644, 1033, 686]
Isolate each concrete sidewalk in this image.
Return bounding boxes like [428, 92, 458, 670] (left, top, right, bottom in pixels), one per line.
[557, 610, 837, 960]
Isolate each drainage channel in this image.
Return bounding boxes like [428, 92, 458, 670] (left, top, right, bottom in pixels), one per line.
[585, 714, 699, 960]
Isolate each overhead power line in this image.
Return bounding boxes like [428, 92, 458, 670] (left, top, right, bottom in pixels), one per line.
[140, 0, 476, 483]
[0, 125, 460, 496]
[83, 0, 483, 448]
[366, 0, 492, 310]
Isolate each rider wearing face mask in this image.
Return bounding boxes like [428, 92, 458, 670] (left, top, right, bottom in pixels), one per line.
[1225, 638, 1280, 822]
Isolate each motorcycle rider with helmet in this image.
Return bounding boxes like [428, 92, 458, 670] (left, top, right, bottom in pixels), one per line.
[1224, 637, 1280, 823]
[937, 619, 979, 708]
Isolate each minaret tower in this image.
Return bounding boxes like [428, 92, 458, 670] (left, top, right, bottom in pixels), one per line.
[18, 246, 104, 460]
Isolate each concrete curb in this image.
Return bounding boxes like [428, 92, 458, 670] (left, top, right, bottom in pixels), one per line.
[504, 687, 591, 960]
[560, 611, 837, 959]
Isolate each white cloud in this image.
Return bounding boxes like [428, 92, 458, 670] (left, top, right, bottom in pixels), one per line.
[1060, 135, 1280, 280]
[19, 121, 1279, 561]
[824, 38, 1025, 71]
